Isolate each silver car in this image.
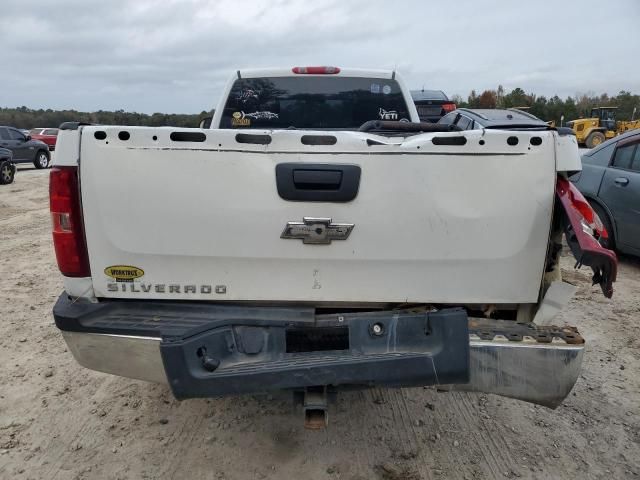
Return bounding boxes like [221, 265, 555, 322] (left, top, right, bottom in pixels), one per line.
[571, 130, 640, 256]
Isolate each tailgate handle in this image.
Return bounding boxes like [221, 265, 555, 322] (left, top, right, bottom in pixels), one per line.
[293, 169, 342, 190]
[276, 163, 361, 202]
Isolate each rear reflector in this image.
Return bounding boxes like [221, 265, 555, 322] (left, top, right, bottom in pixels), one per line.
[442, 103, 457, 113]
[292, 66, 340, 74]
[50, 167, 90, 277]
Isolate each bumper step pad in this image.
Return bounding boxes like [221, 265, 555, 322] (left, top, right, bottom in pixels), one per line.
[468, 318, 584, 345]
[161, 308, 470, 399]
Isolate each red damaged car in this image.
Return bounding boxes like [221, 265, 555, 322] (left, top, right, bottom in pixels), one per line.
[30, 128, 59, 151]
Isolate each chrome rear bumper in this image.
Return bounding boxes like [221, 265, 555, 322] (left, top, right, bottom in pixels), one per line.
[461, 338, 583, 408]
[62, 331, 166, 384]
[61, 330, 583, 408]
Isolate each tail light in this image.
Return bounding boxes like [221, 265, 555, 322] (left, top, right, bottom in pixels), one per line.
[50, 166, 90, 277]
[556, 175, 617, 298]
[292, 66, 340, 74]
[559, 176, 608, 240]
[442, 103, 457, 113]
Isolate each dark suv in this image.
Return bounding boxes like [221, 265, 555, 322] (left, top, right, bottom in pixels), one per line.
[410, 89, 456, 123]
[0, 126, 50, 169]
[0, 147, 15, 184]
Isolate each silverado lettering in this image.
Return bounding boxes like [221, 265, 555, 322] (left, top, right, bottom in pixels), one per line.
[107, 283, 218, 294]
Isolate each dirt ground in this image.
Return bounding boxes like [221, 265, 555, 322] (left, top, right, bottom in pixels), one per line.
[1, 167, 639, 480]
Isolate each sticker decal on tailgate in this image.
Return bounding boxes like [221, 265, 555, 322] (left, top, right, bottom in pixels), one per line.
[104, 265, 145, 282]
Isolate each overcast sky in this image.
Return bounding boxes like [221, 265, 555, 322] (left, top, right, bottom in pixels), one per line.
[1, 0, 638, 113]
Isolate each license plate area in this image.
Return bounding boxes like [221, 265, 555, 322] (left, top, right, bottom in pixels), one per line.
[418, 106, 442, 116]
[286, 326, 349, 353]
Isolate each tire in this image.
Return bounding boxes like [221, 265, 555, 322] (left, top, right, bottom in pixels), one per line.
[585, 131, 606, 149]
[34, 150, 50, 169]
[0, 160, 15, 185]
[590, 201, 615, 250]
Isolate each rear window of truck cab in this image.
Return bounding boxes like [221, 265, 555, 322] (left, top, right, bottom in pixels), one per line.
[220, 76, 410, 130]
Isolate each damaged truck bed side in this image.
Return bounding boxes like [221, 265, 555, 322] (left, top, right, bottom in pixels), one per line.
[50, 67, 617, 423]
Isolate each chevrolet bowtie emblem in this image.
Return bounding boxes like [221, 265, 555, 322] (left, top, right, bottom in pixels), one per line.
[281, 217, 355, 244]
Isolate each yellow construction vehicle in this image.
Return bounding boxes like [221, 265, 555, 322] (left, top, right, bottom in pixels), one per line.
[618, 106, 640, 133]
[567, 107, 640, 148]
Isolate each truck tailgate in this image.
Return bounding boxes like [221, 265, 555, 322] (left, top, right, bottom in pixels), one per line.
[79, 127, 556, 303]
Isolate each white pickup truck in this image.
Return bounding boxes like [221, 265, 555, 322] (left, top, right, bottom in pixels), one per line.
[50, 66, 617, 426]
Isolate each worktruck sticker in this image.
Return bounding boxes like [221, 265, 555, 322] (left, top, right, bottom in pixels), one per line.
[104, 265, 145, 282]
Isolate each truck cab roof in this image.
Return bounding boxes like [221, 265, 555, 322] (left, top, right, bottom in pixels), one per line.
[237, 67, 396, 79]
